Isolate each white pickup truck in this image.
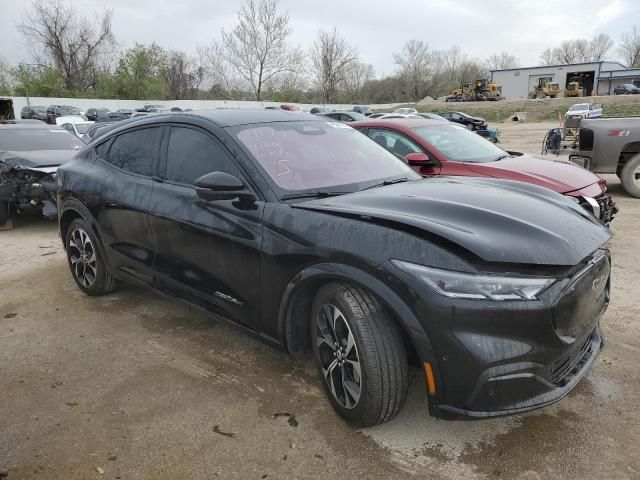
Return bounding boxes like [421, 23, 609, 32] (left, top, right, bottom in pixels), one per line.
[565, 103, 603, 119]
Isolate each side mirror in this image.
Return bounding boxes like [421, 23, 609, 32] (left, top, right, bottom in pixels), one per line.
[195, 171, 254, 201]
[404, 152, 434, 167]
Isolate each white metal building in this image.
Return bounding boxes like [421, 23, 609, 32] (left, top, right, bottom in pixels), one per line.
[490, 61, 640, 99]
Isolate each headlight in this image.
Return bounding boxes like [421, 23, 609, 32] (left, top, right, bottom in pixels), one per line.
[392, 260, 554, 301]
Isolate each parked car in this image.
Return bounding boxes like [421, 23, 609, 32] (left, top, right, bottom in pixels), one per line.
[0, 123, 85, 224]
[352, 105, 373, 116]
[393, 107, 417, 114]
[60, 120, 94, 140]
[46, 105, 83, 124]
[351, 118, 616, 224]
[310, 107, 332, 115]
[85, 108, 111, 121]
[565, 103, 603, 119]
[437, 111, 487, 130]
[613, 84, 640, 95]
[97, 109, 134, 123]
[375, 113, 421, 119]
[319, 111, 366, 122]
[568, 116, 640, 197]
[415, 112, 450, 122]
[58, 109, 611, 426]
[20, 105, 46, 120]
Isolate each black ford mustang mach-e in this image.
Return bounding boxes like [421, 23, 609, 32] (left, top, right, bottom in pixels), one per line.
[57, 110, 612, 426]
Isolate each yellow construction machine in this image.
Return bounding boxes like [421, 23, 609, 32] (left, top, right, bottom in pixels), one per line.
[564, 78, 583, 97]
[447, 79, 503, 102]
[529, 79, 561, 99]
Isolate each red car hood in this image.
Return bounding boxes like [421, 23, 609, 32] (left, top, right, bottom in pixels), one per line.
[464, 154, 601, 195]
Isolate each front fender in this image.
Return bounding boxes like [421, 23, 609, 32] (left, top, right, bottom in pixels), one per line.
[277, 262, 435, 363]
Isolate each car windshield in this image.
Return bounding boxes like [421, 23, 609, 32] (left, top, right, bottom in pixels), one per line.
[569, 104, 589, 111]
[60, 106, 81, 115]
[349, 111, 366, 120]
[0, 129, 85, 151]
[234, 120, 418, 193]
[74, 124, 91, 134]
[412, 124, 505, 163]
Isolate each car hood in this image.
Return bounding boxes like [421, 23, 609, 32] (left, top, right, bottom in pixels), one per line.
[463, 154, 601, 194]
[295, 177, 611, 266]
[0, 150, 78, 168]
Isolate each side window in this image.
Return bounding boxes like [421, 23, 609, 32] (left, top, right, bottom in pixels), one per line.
[367, 129, 422, 157]
[164, 127, 241, 185]
[104, 127, 161, 176]
[62, 124, 74, 133]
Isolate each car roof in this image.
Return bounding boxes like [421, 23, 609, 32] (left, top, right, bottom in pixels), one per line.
[350, 118, 450, 129]
[178, 109, 322, 127]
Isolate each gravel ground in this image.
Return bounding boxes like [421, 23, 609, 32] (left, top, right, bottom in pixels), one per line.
[1, 122, 639, 479]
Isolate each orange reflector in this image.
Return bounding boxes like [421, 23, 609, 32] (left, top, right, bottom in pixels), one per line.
[423, 362, 436, 396]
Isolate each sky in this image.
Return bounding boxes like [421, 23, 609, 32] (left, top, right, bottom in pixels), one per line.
[0, 0, 638, 76]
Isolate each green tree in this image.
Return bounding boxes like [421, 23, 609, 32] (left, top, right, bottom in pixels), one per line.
[114, 43, 168, 99]
[10, 64, 67, 97]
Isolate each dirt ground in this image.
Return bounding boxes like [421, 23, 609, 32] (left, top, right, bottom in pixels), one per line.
[1, 122, 639, 480]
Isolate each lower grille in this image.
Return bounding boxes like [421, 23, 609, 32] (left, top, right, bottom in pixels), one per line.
[551, 334, 594, 387]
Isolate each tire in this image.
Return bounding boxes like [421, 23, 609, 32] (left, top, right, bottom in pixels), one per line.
[0, 201, 9, 225]
[311, 282, 408, 427]
[620, 153, 640, 198]
[65, 218, 117, 295]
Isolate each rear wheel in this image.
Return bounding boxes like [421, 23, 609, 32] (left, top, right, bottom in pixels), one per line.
[620, 154, 640, 198]
[65, 218, 117, 295]
[311, 282, 408, 427]
[0, 201, 9, 225]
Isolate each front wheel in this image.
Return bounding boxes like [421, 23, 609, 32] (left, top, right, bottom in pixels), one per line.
[620, 153, 640, 198]
[65, 218, 117, 295]
[311, 282, 408, 427]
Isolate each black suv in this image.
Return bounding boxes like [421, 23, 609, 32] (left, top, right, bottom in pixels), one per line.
[45, 105, 82, 124]
[57, 110, 611, 426]
[437, 111, 488, 130]
[613, 84, 640, 95]
[20, 105, 46, 120]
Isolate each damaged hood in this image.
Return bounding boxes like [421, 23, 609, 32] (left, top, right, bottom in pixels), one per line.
[0, 149, 77, 169]
[463, 154, 602, 194]
[295, 177, 612, 266]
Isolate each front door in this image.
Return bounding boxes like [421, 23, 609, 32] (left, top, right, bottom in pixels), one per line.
[365, 128, 441, 176]
[148, 124, 264, 328]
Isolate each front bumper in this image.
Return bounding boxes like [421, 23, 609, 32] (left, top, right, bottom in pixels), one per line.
[432, 326, 603, 419]
[391, 248, 610, 420]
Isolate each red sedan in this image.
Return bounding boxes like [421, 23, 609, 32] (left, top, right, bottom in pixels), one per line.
[350, 118, 616, 224]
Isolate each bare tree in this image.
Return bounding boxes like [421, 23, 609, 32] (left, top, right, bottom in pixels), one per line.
[342, 62, 374, 102]
[444, 45, 465, 81]
[540, 48, 555, 65]
[18, 0, 115, 92]
[221, 0, 303, 100]
[198, 42, 240, 97]
[393, 40, 431, 101]
[309, 28, 359, 104]
[619, 26, 640, 67]
[589, 33, 614, 61]
[164, 51, 204, 100]
[485, 51, 520, 70]
[0, 57, 12, 95]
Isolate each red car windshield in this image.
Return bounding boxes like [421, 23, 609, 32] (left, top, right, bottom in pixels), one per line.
[234, 120, 418, 193]
[412, 124, 505, 163]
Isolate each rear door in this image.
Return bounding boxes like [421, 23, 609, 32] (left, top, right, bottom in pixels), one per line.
[90, 126, 163, 284]
[148, 123, 264, 328]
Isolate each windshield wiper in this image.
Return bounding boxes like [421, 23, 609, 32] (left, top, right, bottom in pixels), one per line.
[362, 177, 410, 191]
[281, 191, 350, 201]
[493, 154, 511, 161]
